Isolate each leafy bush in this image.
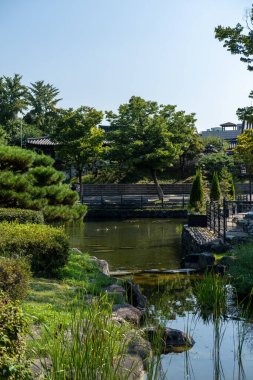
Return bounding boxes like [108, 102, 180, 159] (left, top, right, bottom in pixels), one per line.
[0, 257, 31, 300]
[0, 208, 44, 224]
[0, 292, 32, 379]
[0, 222, 69, 274]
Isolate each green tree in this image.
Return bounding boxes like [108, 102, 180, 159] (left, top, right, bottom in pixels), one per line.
[51, 107, 104, 197]
[24, 80, 61, 134]
[210, 171, 222, 203]
[189, 169, 205, 212]
[201, 136, 228, 153]
[215, 6, 253, 71]
[0, 74, 29, 125]
[220, 167, 235, 200]
[198, 152, 235, 179]
[234, 129, 253, 201]
[0, 145, 86, 222]
[106, 96, 196, 198]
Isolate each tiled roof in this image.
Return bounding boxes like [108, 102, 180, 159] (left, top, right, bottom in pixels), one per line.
[26, 137, 57, 146]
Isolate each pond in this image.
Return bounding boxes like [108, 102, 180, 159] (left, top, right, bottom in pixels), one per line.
[65, 218, 185, 271]
[65, 219, 253, 380]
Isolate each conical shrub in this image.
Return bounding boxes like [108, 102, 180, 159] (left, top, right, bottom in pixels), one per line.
[210, 171, 222, 202]
[189, 169, 205, 212]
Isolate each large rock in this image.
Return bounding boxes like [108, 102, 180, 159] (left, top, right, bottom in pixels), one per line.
[112, 304, 143, 325]
[182, 252, 215, 270]
[145, 326, 195, 354]
[126, 331, 152, 370]
[89, 256, 110, 276]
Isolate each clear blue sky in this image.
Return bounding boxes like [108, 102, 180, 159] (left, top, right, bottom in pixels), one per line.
[0, 0, 252, 131]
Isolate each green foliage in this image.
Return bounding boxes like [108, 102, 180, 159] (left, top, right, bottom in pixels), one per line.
[194, 273, 227, 320]
[29, 166, 65, 186]
[51, 106, 104, 195]
[106, 96, 197, 197]
[36, 295, 130, 380]
[0, 145, 85, 222]
[189, 169, 205, 212]
[220, 167, 235, 200]
[43, 204, 87, 222]
[0, 222, 69, 274]
[210, 171, 222, 203]
[228, 243, 253, 295]
[0, 208, 44, 224]
[215, 6, 253, 71]
[0, 257, 31, 300]
[0, 292, 32, 379]
[201, 136, 228, 152]
[0, 145, 35, 172]
[24, 80, 61, 134]
[198, 152, 235, 179]
[234, 129, 253, 176]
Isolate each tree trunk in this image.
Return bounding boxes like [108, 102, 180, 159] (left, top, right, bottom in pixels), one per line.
[151, 168, 164, 200]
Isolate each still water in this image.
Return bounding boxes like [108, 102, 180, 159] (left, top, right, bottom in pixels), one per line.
[65, 219, 253, 380]
[65, 218, 184, 271]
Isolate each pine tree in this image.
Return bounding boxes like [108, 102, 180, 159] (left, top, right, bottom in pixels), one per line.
[210, 171, 222, 203]
[189, 169, 205, 212]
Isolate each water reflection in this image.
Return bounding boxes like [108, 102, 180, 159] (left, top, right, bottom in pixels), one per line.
[137, 276, 253, 380]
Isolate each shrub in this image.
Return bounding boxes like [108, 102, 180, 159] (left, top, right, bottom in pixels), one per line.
[0, 208, 44, 224]
[0, 257, 31, 300]
[210, 171, 222, 203]
[0, 292, 32, 379]
[0, 223, 69, 274]
[189, 169, 205, 212]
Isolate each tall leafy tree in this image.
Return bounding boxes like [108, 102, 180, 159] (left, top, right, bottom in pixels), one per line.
[215, 6, 253, 71]
[106, 96, 196, 198]
[51, 107, 104, 196]
[25, 80, 62, 134]
[234, 129, 253, 201]
[0, 74, 29, 124]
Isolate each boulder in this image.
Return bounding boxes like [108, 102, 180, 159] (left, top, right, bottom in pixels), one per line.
[126, 331, 152, 370]
[112, 304, 143, 325]
[104, 284, 126, 296]
[145, 326, 195, 354]
[89, 256, 110, 276]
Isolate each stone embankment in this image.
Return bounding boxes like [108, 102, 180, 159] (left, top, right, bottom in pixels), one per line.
[182, 226, 228, 256]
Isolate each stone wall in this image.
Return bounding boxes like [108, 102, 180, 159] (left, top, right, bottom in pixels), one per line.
[181, 226, 219, 255]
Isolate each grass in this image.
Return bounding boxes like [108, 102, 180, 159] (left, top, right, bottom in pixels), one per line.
[228, 242, 253, 295]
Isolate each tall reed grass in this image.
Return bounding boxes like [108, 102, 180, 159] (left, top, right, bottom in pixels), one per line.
[33, 294, 136, 380]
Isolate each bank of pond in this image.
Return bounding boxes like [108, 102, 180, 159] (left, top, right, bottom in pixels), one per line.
[1, 217, 253, 379]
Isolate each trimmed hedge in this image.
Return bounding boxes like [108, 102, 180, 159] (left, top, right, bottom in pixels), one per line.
[0, 208, 44, 224]
[0, 222, 69, 274]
